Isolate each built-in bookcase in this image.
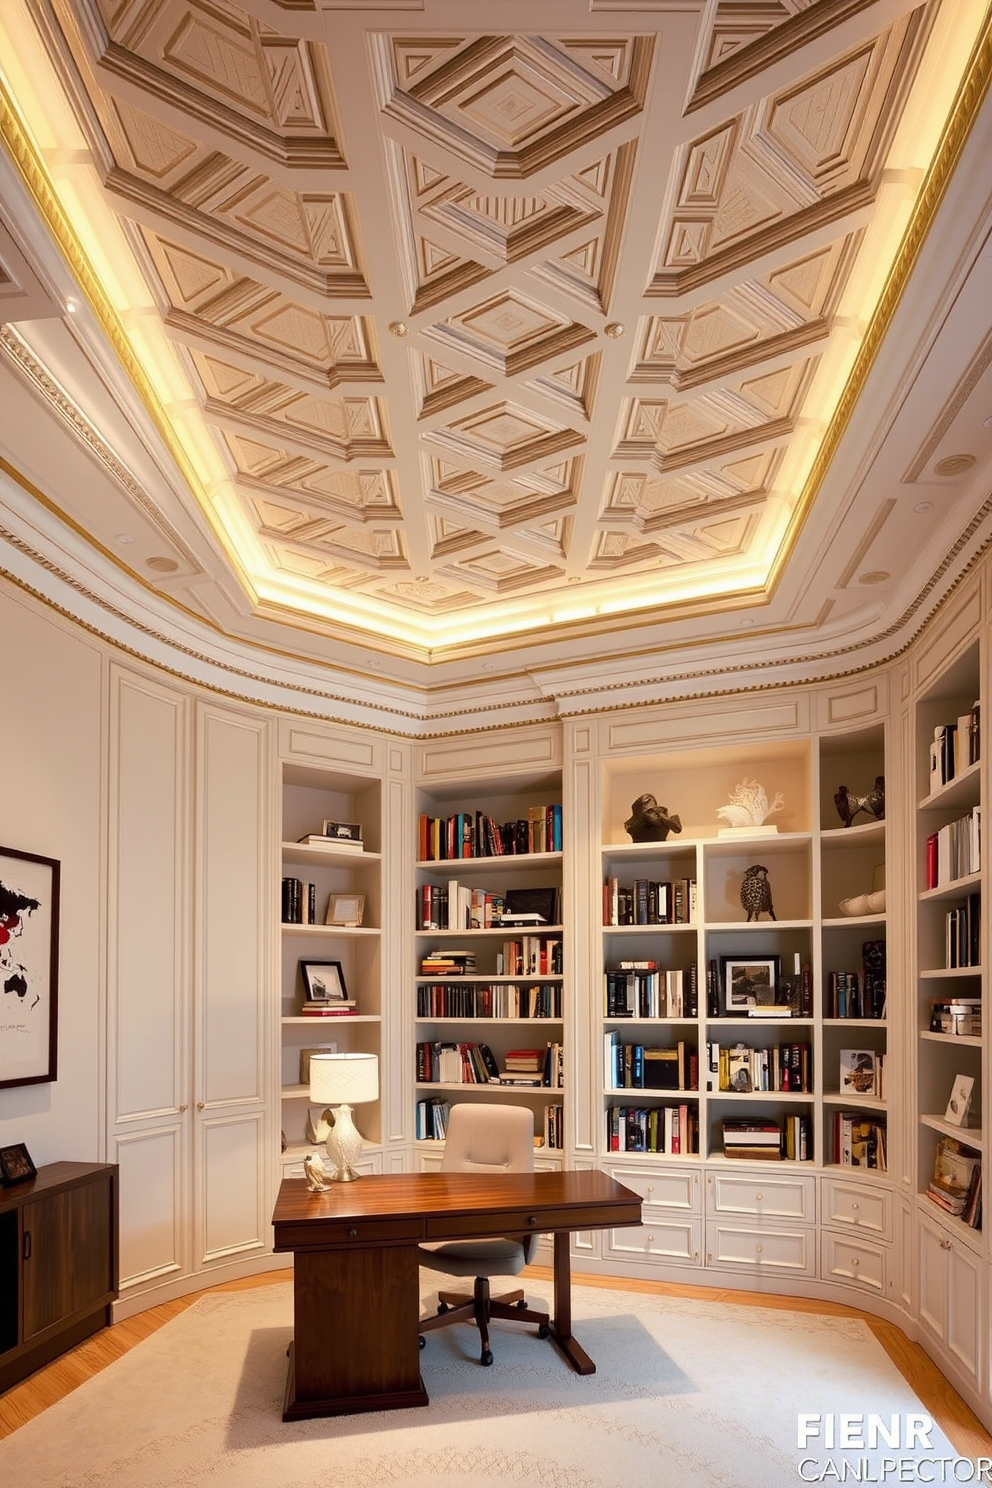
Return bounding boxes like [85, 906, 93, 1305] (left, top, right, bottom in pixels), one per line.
[818, 725, 888, 1174]
[914, 641, 984, 1237]
[413, 769, 565, 1158]
[279, 763, 383, 1170]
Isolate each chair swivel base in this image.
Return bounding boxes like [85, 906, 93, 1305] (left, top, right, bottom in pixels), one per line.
[419, 1277, 550, 1365]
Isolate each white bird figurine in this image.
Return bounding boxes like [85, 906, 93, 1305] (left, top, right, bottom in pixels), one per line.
[303, 1152, 332, 1192]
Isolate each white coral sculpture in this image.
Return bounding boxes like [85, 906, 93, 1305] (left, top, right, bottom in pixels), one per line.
[715, 778, 785, 829]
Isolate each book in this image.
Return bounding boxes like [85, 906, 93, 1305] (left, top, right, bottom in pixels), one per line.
[297, 834, 364, 851]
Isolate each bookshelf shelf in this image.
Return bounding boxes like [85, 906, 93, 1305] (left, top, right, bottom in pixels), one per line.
[920, 1031, 983, 1049]
[920, 1114, 984, 1151]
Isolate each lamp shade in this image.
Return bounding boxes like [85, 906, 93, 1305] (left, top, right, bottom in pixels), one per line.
[309, 1051, 378, 1106]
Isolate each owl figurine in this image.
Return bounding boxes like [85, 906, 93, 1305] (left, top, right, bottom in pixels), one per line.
[740, 864, 775, 921]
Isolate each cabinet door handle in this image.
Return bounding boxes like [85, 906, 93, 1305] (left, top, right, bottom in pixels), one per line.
[22, 1230, 31, 1261]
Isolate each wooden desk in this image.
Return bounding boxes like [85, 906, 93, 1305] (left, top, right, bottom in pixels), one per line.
[272, 1168, 641, 1420]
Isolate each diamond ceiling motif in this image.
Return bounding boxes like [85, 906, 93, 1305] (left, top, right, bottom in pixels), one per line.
[1, 0, 978, 649]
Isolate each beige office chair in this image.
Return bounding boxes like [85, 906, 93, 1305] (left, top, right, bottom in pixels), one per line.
[418, 1102, 551, 1366]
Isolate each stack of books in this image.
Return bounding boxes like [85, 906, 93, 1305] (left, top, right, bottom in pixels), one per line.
[499, 1048, 546, 1085]
[722, 1118, 782, 1160]
[301, 999, 357, 1017]
[928, 1137, 981, 1225]
[419, 948, 477, 975]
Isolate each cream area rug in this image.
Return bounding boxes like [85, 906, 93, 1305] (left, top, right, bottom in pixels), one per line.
[0, 1274, 970, 1488]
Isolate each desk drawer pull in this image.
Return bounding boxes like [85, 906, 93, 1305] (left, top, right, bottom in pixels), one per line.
[348, 1228, 358, 1237]
[527, 1215, 538, 1225]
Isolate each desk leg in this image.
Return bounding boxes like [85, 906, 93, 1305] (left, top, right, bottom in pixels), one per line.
[549, 1231, 595, 1375]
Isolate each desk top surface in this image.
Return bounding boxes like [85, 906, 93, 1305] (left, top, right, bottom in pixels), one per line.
[272, 1168, 640, 1240]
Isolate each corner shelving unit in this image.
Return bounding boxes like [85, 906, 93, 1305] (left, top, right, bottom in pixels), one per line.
[279, 765, 383, 1173]
[818, 725, 888, 1178]
[914, 641, 984, 1241]
[412, 771, 564, 1163]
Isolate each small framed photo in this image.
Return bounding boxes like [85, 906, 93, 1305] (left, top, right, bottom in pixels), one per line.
[325, 893, 366, 927]
[301, 959, 348, 1003]
[945, 1073, 976, 1127]
[0, 1141, 37, 1185]
[300, 1044, 338, 1084]
[721, 954, 781, 1014]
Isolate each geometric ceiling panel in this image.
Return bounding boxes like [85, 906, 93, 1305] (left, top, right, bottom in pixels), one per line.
[423, 401, 583, 472]
[76, 0, 345, 165]
[425, 455, 579, 533]
[191, 352, 392, 461]
[224, 433, 401, 524]
[95, 98, 366, 297]
[422, 289, 595, 377]
[650, 11, 927, 295]
[371, 32, 654, 177]
[142, 234, 380, 387]
[630, 233, 860, 389]
[599, 447, 783, 533]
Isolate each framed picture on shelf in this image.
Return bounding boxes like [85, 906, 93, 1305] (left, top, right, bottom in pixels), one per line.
[301, 960, 349, 1004]
[0, 1141, 37, 1185]
[720, 954, 781, 1014]
[0, 845, 60, 1089]
[945, 1073, 976, 1127]
[325, 893, 366, 927]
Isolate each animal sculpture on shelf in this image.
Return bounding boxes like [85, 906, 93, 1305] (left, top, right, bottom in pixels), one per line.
[740, 864, 776, 921]
[303, 1152, 333, 1192]
[624, 793, 682, 842]
[834, 777, 885, 828]
[715, 778, 784, 829]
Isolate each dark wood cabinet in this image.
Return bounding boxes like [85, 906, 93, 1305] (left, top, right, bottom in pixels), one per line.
[0, 1161, 118, 1391]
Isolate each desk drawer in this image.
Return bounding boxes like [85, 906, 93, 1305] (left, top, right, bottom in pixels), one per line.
[426, 1203, 634, 1240]
[604, 1163, 700, 1214]
[276, 1215, 423, 1249]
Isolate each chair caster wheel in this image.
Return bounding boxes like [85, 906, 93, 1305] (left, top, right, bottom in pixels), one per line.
[437, 1302, 449, 1314]
[538, 1325, 551, 1339]
[481, 1350, 493, 1367]
[515, 1299, 527, 1309]
[419, 1335, 426, 1349]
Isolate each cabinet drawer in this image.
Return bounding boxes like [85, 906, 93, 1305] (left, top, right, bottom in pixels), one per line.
[705, 1221, 815, 1276]
[705, 1170, 814, 1222]
[821, 1230, 887, 1295]
[604, 1163, 700, 1213]
[820, 1176, 890, 1238]
[606, 1217, 701, 1267]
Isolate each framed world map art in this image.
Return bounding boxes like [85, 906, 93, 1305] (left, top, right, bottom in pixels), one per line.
[0, 845, 60, 1088]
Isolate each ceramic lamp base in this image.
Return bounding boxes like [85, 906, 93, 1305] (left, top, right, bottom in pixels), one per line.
[325, 1102, 364, 1181]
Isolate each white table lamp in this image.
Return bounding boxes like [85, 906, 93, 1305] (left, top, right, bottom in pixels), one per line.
[309, 1052, 379, 1182]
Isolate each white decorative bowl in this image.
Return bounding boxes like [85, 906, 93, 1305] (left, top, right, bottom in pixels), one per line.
[867, 889, 886, 913]
[838, 894, 871, 916]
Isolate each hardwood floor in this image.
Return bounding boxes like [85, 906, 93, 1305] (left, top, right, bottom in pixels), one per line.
[2, 1266, 991, 1460]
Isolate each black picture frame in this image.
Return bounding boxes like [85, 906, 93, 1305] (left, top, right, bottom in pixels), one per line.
[720, 954, 781, 1014]
[301, 959, 348, 1003]
[0, 845, 60, 1088]
[0, 1141, 37, 1185]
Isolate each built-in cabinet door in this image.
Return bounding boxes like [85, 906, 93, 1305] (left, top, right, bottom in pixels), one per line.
[192, 703, 271, 1270]
[108, 668, 272, 1301]
[917, 1206, 984, 1393]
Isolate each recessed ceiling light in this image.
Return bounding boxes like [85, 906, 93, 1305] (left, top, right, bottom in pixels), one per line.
[933, 454, 976, 477]
[64, 298, 77, 314]
[115, 533, 134, 544]
[913, 501, 934, 513]
[859, 570, 890, 585]
[146, 556, 178, 573]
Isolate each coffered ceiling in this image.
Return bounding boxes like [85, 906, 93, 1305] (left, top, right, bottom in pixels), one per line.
[1, 0, 992, 701]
